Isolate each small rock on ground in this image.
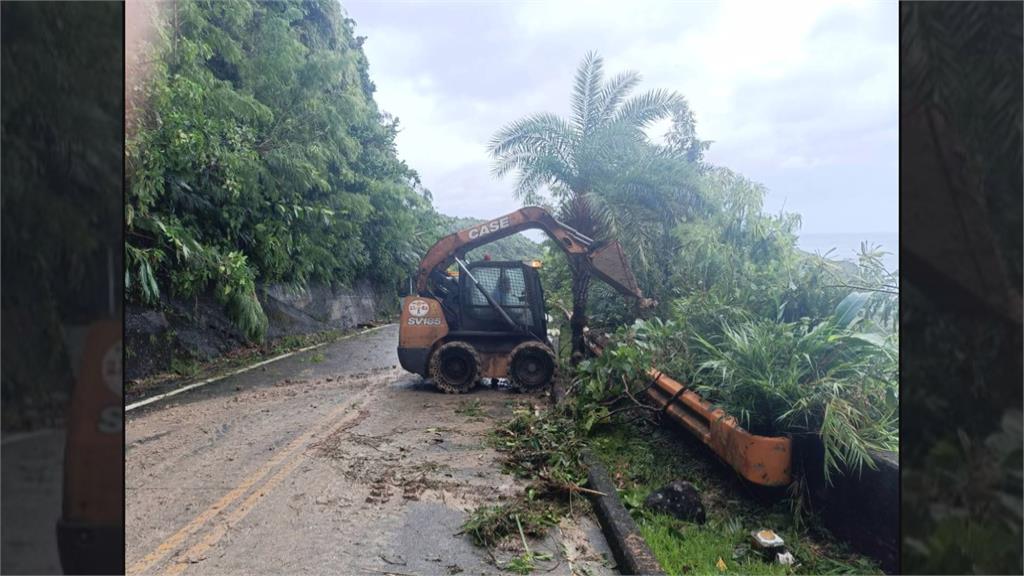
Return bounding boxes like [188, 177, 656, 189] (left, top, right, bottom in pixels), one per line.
[644, 479, 706, 523]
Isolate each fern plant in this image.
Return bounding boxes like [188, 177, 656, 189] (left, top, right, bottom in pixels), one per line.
[693, 292, 897, 482]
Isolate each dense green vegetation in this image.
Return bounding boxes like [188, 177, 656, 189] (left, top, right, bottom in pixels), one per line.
[1, 2, 123, 425]
[126, 0, 442, 341]
[576, 285, 898, 485]
[900, 3, 1022, 573]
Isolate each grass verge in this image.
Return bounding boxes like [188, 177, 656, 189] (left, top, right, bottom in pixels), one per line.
[464, 385, 882, 575]
[590, 419, 882, 575]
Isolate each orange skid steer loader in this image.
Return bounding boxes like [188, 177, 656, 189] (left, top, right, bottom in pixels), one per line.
[398, 206, 652, 393]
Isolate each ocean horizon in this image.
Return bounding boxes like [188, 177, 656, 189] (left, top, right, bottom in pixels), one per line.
[797, 232, 899, 272]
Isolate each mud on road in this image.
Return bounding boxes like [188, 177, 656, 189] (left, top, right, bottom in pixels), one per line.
[126, 324, 614, 575]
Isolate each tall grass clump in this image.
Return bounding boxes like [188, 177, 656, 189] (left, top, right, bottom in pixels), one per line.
[689, 291, 897, 481]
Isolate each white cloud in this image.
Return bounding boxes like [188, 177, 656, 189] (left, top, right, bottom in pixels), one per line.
[779, 155, 834, 170]
[513, 0, 685, 37]
[347, 0, 897, 232]
[374, 73, 489, 173]
[360, 23, 496, 212]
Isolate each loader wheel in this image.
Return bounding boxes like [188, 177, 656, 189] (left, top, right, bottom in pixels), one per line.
[430, 342, 481, 394]
[508, 342, 556, 392]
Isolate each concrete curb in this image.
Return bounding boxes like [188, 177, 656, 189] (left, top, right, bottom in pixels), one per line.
[551, 380, 665, 575]
[583, 450, 666, 576]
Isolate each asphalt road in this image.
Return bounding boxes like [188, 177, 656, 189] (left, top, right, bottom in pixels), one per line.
[126, 324, 614, 575]
[1, 428, 65, 575]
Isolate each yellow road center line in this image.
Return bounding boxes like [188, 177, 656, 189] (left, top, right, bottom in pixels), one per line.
[161, 454, 308, 576]
[127, 436, 307, 575]
[162, 402, 373, 576]
[128, 380, 379, 575]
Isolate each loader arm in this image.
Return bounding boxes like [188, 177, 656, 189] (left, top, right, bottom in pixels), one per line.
[416, 206, 653, 306]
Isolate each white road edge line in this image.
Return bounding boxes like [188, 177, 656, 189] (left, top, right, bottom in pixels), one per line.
[126, 323, 394, 412]
[1, 428, 63, 446]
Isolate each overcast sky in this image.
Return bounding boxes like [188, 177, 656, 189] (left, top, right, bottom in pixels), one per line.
[343, 0, 897, 235]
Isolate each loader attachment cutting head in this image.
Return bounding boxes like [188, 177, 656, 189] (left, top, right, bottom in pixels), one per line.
[586, 240, 656, 308]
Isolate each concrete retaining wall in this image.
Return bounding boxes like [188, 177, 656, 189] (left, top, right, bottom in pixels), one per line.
[261, 281, 379, 339]
[125, 280, 386, 381]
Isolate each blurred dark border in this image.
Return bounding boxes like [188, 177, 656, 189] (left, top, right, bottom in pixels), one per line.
[900, 2, 1022, 574]
[2, 2, 124, 574]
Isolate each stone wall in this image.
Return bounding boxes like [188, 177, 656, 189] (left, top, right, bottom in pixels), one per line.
[125, 280, 386, 381]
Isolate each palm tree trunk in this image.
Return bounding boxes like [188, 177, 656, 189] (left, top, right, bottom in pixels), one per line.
[569, 258, 591, 365]
[567, 193, 595, 364]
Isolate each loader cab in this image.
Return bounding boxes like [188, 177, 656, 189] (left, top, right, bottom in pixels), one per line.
[458, 261, 547, 338]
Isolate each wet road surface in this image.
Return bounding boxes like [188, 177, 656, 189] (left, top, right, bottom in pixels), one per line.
[1, 428, 65, 574]
[126, 324, 614, 575]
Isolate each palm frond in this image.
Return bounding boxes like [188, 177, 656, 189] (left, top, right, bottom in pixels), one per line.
[613, 88, 684, 129]
[488, 112, 575, 160]
[516, 154, 573, 201]
[489, 112, 577, 194]
[570, 50, 605, 136]
[492, 149, 574, 185]
[491, 151, 534, 179]
[596, 71, 641, 123]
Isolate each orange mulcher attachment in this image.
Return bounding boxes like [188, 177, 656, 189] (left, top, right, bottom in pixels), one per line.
[585, 334, 792, 487]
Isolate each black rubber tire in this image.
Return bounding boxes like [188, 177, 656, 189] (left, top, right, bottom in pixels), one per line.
[430, 341, 481, 394]
[508, 342, 557, 392]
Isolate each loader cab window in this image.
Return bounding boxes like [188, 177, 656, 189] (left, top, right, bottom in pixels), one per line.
[462, 263, 534, 330]
[471, 268, 526, 306]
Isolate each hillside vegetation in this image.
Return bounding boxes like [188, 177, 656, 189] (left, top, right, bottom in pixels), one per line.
[126, 0, 442, 341]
